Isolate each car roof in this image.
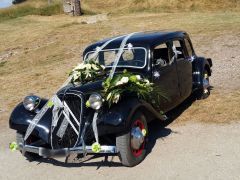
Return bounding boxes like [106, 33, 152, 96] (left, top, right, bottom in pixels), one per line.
[83, 30, 188, 55]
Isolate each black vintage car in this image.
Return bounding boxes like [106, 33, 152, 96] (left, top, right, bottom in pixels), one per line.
[9, 31, 212, 167]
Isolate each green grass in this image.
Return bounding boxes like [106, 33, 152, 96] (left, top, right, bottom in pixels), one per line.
[0, 3, 63, 22]
[0, 61, 7, 68]
[1, 0, 239, 23]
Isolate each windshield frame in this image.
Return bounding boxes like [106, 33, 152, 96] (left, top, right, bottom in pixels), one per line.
[84, 47, 148, 69]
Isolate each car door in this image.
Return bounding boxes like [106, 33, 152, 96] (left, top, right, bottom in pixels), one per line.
[172, 39, 193, 100]
[152, 42, 181, 112]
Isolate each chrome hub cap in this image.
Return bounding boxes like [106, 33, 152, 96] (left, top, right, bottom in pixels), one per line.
[203, 73, 210, 94]
[131, 127, 144, 150]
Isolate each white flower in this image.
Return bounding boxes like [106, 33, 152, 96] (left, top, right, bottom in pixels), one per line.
[73, 72, 80, 81]
[113, 94, 120, 103]
[135, 75, 141, 80]
[116, 81, 123, 86]
[144, 79, 150, 85]
[115, 77, 129, 86]
[74, 63, 85, 70]
[85, 64, 92, 69]
[121, 77, 129, 84]
[106, 93, 112, 100]
[85, 70, 92, 78]
[73, 74, 78, 81]
[100, 65, 105, 69]
[91, 64, 99, 70]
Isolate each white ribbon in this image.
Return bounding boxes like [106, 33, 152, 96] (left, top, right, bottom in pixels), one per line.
[24, 76, 73, 141]
[85, 35, 127, 62]
[92, 112, 99, 144]
[170, 44, 182, 65]
[24, 32, 138, 143]
[109, 32, 137, 79]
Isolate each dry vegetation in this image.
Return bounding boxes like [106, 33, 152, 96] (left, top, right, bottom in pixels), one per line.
[0, 0, 63, 22]
[1, 0, 239, 22]
[0, 8, 240, 126]
[82, 0, 240, 13]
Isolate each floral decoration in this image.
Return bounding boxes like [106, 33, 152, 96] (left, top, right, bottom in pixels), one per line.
[69, 60, 105, 85]
[102, 70, 154, 106]
[70, 61, 168, 109]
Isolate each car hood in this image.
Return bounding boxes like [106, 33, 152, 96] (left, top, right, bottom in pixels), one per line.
[57, 80, 104, 96]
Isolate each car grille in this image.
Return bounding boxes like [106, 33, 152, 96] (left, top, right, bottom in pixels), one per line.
[51, 92, 85, 149]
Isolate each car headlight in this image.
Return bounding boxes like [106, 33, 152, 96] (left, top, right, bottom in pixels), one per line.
[88, 93, 103, 110]
[23, 95, 41, 112]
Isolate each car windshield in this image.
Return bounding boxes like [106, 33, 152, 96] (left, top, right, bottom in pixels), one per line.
[84, 47, 147, 69]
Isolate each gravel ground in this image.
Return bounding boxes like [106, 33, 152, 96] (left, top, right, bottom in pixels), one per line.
[0, 122, 240, 180]
[195, 32, 240, 91]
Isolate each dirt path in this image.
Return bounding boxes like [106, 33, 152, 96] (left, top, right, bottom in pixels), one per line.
[1, 121, 240, 180]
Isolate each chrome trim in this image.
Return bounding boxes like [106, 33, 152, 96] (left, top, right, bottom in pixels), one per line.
[23, 95, 41, 112]
[19, 144, 117, 158]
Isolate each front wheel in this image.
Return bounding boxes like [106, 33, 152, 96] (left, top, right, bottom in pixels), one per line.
[16, 132, 41, 161]
[116, 112, 148, 167]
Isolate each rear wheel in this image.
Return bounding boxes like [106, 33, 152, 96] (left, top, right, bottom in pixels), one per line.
[16, 132, 41, 161]
[196, 69, 210, 99]
[116, 112, 148, 167]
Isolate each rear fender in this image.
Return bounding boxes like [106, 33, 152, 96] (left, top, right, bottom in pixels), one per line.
[192, 57, 212, 90]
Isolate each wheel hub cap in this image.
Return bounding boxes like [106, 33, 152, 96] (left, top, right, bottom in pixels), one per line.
[131, 127, 144, 150]
[203, 74, 210, 89]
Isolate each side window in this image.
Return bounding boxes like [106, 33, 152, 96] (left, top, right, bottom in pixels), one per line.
[153, 43, 170, 67]
[184, 38, 194, 57]
[172, 40, 185, 59]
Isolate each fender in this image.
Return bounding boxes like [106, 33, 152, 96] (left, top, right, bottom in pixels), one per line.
[9, 99, 52, 143]
[9, 97, 164, 142]
[98, 97, 164, 135]
[192, 56, 212, 90]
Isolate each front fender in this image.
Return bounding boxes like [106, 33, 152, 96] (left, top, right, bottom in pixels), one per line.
[9, 99, 52, 143]
[98, 97, 164, 135]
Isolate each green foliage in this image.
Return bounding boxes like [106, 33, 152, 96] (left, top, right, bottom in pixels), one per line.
[0, 3, 63, 22]
[70, 62, 168, 109]
[0, 61, 7, 68]
[9, 141, 18, 151]
[38, 3, 63, 16]
[69, 60, 105, 85]
[102, 70, 154, 106]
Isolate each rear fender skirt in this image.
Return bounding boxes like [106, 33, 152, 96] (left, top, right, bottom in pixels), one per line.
[9, 99, 51, 143]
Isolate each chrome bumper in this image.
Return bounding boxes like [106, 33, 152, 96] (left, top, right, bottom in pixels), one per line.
[19, 144, 117, 158]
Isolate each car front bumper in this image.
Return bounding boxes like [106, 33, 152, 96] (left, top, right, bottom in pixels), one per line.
[19, 143, 117, 158]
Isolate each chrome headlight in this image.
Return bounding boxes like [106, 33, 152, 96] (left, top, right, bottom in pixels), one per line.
[88, 93, 103, 110]
[23, 95, 41, 112]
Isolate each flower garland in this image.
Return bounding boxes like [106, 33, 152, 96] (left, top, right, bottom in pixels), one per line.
[102, 70, 153, 106]
[69, 62, 167, 108]
[69, 60, 105, 85]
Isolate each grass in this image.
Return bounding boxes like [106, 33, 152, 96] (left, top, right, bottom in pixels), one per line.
[173, 90, 240, 125]
[0, 0, 63, 22]
[0, 0, 239, 22]
[81, 0, 240, 14]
